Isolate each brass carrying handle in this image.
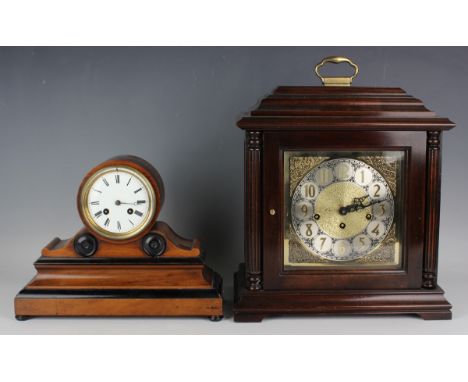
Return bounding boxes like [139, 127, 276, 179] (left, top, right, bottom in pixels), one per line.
[315, 56, 359, 87]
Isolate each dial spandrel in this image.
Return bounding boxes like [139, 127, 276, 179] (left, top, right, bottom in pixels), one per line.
[291, 158, 395, 261]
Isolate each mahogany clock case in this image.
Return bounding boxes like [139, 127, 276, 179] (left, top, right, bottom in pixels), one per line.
[234, 85, 455, 322]
[14, 156, 224, 320]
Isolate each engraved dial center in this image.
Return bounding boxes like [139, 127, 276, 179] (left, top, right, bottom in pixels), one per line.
[315, 182, 371, 239]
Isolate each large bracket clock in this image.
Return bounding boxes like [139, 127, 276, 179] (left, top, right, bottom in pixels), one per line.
[233, 56, 455, 321]
[15, 155, 223, 320]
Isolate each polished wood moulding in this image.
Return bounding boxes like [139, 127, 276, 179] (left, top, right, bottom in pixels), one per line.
[233, 265, 452, 322]
[15, 222, 224, 321]
[16, 286, 223, 319]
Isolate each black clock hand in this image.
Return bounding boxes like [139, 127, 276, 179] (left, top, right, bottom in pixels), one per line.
[339, 196, 367, 215]
[339, 199, 385, 215]
[115, 200, 137, 206]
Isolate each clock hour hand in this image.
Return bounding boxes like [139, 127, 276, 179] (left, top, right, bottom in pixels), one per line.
[115, 200, 146, 206]
[115, 200, 137, 206]
[339, 198, 384, 215]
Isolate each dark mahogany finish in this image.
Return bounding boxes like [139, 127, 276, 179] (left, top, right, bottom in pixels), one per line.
[234, 86, 455, 322]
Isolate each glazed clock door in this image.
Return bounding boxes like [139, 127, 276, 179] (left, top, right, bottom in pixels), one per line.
[262, 130, 427, 290]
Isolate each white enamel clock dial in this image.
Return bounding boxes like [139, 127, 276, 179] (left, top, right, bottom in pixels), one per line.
[81, 166, 156, 240]
[291, 158, 394, 261]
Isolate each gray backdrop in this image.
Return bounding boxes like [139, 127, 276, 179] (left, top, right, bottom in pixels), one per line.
[1, 47, 467, 334]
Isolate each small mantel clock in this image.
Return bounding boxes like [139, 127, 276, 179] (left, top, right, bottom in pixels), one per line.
[15, 155, 223, 320]
[233, 56, 455, 321]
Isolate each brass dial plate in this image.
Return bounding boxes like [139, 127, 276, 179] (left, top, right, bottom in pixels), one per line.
[290, 158, 395, 262]
[315, 182, 371, 239]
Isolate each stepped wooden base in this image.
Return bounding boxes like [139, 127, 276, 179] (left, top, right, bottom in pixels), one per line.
[14, 229, 224, 320]
[15, 287, 223, 320]
[233, 264, 451, 322]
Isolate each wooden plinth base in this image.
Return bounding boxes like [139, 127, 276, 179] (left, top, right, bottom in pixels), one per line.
[15, 287, 223, 320]
[15, 228, 224, 320]
[233, 264, 451, 322]
[15, 268, 223, 320]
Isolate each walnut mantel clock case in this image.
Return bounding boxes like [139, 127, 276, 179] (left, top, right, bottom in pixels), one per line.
[15, 155, 223, 320]
[233, 56, 455, 322]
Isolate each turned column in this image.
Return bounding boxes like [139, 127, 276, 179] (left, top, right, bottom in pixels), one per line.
[245, 130, 262, 290]
[423, 130, 442, 288]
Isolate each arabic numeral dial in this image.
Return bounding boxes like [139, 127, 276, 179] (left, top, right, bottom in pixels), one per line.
[291, 158, 394, 261]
